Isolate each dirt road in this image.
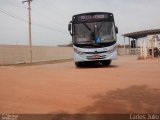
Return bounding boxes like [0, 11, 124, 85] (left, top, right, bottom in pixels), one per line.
[0, 55, 160, 114]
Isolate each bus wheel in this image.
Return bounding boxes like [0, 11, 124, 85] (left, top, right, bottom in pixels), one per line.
[101, 60, 112, 66]
[75, 62, 81, 67]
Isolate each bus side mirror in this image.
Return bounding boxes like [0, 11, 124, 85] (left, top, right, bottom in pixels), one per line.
[68, 22, 73, 36]
[115, 26, 118, 34]
[68, 23, 71, 31]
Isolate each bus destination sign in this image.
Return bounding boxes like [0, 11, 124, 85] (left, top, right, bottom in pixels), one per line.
[79, 14, 109, 21]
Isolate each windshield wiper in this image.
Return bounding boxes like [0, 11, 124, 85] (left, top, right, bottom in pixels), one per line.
[82, 22, 91, 31]
[97, 22, 104, 32]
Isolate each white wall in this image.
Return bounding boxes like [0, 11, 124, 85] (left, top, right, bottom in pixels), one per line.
[0, 45, 73, 65]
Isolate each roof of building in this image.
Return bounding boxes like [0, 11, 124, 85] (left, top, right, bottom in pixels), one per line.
[122, 29, 160, 39]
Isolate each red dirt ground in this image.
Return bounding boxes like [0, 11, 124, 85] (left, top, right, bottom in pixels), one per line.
[0, 55, 160, 114]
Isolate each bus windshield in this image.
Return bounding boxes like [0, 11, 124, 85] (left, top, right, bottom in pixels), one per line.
[73, 21, 116, 44]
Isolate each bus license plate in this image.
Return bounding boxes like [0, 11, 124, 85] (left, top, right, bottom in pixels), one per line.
[92, 54, 100, 59]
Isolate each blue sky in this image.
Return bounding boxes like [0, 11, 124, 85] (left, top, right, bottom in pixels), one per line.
[0, 0, 160, 46]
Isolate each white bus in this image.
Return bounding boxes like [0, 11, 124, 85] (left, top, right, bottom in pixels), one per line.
[68, 12, 118, 67]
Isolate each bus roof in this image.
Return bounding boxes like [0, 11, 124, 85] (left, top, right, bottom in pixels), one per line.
[73, 12, 113, 17]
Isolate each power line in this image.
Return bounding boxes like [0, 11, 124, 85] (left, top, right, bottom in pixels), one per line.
[2, 0, 67, 32]
[4, 0, 27, 9]
[32, 0, 68, 27]
[31, 9, 66, 31]
[32, 8, 67, 30]
[0, 7, 68, 34]
[0, 8, 27, 23]
[32, 22, 68, 34]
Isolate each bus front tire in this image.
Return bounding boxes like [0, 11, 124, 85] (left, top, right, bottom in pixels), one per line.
[75, 62, 81, 67]
[101, 60, 112, 66]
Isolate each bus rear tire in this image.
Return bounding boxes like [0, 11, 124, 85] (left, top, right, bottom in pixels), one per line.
[101, 60, 112, 66]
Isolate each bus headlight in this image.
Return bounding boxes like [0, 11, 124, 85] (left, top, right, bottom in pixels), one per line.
[107, 49, 115, 54]
[74, 48, 84, 55]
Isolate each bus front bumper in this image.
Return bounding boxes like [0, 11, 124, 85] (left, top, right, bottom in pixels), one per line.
[74, 50, 117, 62]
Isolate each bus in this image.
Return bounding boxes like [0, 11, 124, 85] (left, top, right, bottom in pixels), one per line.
[68, 12, 118, 67]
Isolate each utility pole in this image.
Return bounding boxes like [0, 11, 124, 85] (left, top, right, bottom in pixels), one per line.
[22, 0, 33, 63]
